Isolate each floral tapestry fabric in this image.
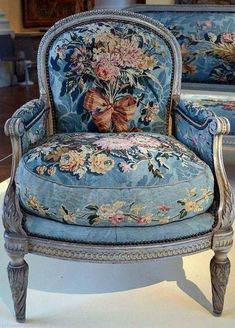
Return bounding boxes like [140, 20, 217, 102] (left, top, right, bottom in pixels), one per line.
[15, 132, 214, 227]
[13, 99, 49, 154]
[174, 99, 216, 169]
[142, 11, 235, 84]
[47, 22, 173, 134]
[181, 93, 235, 135]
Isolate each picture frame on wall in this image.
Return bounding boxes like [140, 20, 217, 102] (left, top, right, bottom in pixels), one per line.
[175, 0, 235, 4]
[22, 0, 95, 28]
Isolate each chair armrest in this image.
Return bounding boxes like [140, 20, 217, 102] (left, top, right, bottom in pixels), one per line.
[174, 98, 234, 232]
[174, 99, 229, 169]
[5, 99, 49, 155]
[3, 99, 50, 235]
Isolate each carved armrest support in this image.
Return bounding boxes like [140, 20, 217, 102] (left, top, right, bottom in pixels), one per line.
[3, 99, 50, 235]
[174, 99, 234, 232]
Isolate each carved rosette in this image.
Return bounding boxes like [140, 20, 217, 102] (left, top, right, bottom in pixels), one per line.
[210, 256, 230, 316]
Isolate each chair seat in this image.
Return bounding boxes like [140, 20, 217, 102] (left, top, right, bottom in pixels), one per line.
[23, 212, 215, 244]
[16, 132, 214, 227]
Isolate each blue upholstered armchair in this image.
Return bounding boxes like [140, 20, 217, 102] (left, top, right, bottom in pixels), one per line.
[3, 10, 234, 322]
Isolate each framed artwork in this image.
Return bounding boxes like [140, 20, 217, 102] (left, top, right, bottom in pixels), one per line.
[175, 0, 235, 3]
[22, 0, 95, 28]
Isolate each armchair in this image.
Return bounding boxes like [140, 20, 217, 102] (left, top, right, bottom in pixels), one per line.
[2, 10, 234, 323]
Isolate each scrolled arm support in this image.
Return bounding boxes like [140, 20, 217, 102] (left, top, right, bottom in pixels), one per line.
[3, 98, 50, 235]
[174, 99, 234, 233]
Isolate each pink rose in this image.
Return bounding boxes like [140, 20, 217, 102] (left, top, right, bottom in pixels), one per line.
[220, 32, 235, 44]
[108, 212, 125, 225]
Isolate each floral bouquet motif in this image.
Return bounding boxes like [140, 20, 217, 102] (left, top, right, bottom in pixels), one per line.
[51, 23, 167, 132]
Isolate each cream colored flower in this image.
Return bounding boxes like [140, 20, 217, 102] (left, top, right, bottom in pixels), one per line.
[184, 201, 202, 212]
[130, 203, 146, 214]
[27, 196, 47, 215]
[158, 216, 170, 224]
[113, 201, 125, 210]
[36, 165, 47, 175]
[89, 153, 114, 174]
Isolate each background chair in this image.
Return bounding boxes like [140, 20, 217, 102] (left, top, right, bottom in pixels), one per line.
[2, 10, 234, 323]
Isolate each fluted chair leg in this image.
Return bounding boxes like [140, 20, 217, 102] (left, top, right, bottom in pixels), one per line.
[210, 251, 231, 316]
[7, 258, 29, 323]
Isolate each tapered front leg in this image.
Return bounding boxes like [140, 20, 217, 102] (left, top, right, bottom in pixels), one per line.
[8, 258, 29, 323]
[210, 251, 231, 316]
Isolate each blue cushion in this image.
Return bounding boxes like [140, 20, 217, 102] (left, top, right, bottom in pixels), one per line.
[16, 132, 214, 227]
[47, 21, 173, 134]
[23, 212, 215, 244]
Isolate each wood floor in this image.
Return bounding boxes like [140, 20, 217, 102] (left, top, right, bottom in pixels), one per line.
[0, 85, 39, 182]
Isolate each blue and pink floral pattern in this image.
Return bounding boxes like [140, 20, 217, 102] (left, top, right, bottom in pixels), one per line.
[174, 99, 217, 169]
[15, 132, 214, 227]
[139, 11, 235, 84]
[13, 99, 49, 153]
[47, 21, 173, 134]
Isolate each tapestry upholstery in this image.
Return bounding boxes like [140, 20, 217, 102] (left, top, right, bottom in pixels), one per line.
[13, 99, 49, 154]
[15, 132, 214, 228]
[174, 99, 218, 169]
[180, 94, 235, 135]
[47, 21, 173, 134]
[24, 212, 215, 244]
[133, 10, 235, 85]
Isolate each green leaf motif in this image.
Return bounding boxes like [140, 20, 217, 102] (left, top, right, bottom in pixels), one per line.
[88, 214, 99, 225]
[85, 205, 99, 211]
[179, 209, 187, 219]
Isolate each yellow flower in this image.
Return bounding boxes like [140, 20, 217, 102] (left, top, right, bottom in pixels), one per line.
[113, 201, 125, 210]
[59, 150, 85, 174]
[187, 188, 197, 197]
[130, 203, 146, 213]
[158, 216, 170, 224]
[138, 54, 156, 70]
[27, 196, 46, 214]
[89, 153, 114, 174]
[36, 165, 47, 175]
[184, 201, 202, 212]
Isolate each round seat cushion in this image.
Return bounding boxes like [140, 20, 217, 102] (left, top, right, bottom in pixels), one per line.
[16, 132, 214, 227]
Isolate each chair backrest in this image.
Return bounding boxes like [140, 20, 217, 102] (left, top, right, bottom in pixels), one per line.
[127, 5, 235, 87]
[38, 10, 181, 135]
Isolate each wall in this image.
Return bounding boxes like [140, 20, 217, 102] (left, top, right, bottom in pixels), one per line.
[0, 0, 175, 33]
[146, 0, 174, 3]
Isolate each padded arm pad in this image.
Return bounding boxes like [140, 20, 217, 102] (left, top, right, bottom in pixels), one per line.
[5, 99, 49, 154]
[174, 99, 230, 170]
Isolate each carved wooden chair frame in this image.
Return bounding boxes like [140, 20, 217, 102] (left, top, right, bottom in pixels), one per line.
[2, 10, 234, 323]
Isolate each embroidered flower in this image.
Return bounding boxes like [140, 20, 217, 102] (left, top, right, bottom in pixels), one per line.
[220, 32, 235, 44]
[59, 150, 86, 175]
[47, 166, 56, 176]
[111, 37, 143, 68]
[119, 161, 133, 173]
[159, 204, 171, 212]
[158, 217, 170, 224]
[27, 196, 47, 215]
[130, 135, 161, 149]
[36, 165, 47, 175]
[108, 212, 125, 225]
[136, 214, 153, 224]
[89, 153, 114, 174]
[93, 137, 134, 150]
[184, 200, 202, 212]
[70, 47, 91, 74]
[140, 103, 160, 123]
[56, 43, 67, 59]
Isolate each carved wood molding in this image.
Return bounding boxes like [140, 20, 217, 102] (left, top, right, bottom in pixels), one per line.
[27, 235, 212, 263]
